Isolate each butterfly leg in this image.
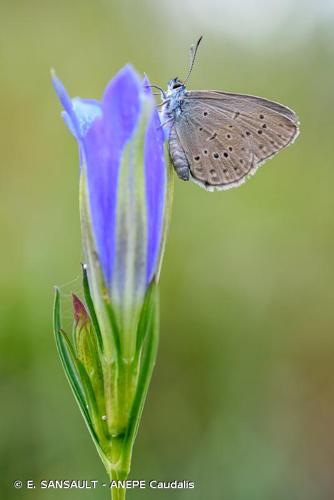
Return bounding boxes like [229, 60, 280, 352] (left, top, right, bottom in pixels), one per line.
[156, 99, 170, 108]
[157, 117, 174, 129]
[144, 84, 167, 100]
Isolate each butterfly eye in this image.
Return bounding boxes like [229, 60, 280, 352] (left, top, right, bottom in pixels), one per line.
[172, 82, 182, 89]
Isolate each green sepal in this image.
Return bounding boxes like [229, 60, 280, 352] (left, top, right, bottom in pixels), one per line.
[82, 264, 103, 351]
[53, 288, 110, 469]
[54, 289, 90, 424]
[118, 281, 159, 471]
[103, 298, 121, 355]
[135, 279, 157, 355]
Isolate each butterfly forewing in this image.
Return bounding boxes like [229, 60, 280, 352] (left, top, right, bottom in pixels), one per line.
[170, 90, 299, 191]
[189, 91, 299, 159]
[187, 91, 298, 121]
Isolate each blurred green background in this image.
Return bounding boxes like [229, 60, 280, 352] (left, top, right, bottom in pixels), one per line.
[1, 0, 334, 498]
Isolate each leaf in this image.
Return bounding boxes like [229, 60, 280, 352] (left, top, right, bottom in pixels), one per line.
[53, 288, 108, 466]
[75, 357, 108, 444]
[54, 290, 89, 421]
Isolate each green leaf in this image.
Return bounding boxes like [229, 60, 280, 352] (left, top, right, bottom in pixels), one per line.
[54, 289, 90, 422]
[53, 288, 109, 467]
[75, 357, 109, 445]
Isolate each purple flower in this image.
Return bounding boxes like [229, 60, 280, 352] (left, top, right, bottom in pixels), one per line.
[53, 65, 166, 283]
[53, 66, 169, 358]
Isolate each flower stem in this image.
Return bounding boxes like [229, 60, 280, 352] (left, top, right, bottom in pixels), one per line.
[110, 469, 127, 500]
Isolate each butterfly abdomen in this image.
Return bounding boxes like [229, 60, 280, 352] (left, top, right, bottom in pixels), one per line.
[168, 126, 190, 181]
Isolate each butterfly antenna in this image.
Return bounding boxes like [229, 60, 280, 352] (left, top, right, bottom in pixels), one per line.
[183, 35, 203, 85]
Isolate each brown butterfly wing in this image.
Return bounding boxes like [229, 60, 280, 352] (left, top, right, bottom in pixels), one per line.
[171, 91, 299, 191]
[187, 91, 298, 120]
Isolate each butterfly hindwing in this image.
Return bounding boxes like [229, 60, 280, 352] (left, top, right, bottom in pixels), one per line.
[172, 101, 254, 190]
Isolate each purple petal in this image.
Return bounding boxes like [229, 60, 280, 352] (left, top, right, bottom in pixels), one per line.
[52, 72, 80, 139]
[68, 98, 102, 138]
[143, 78, 166, 284]
[82, 65, 142, 286]
[52, 72, 101, 140]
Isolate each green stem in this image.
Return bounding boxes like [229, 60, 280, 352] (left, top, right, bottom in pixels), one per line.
[110, 469, 127, 500]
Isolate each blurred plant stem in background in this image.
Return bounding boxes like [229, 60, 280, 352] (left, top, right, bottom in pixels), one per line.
[52, 66, 173, 499]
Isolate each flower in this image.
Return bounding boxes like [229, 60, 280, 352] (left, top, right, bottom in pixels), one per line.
[53, 66, 169, 360]
[53, 66, 173, 491]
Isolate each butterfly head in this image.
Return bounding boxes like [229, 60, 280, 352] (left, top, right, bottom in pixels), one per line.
[169, 77, 185, 90]
[167, 77, 185, 95]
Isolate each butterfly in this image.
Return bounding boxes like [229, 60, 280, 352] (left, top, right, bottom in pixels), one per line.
[155, 37, 299, 192]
